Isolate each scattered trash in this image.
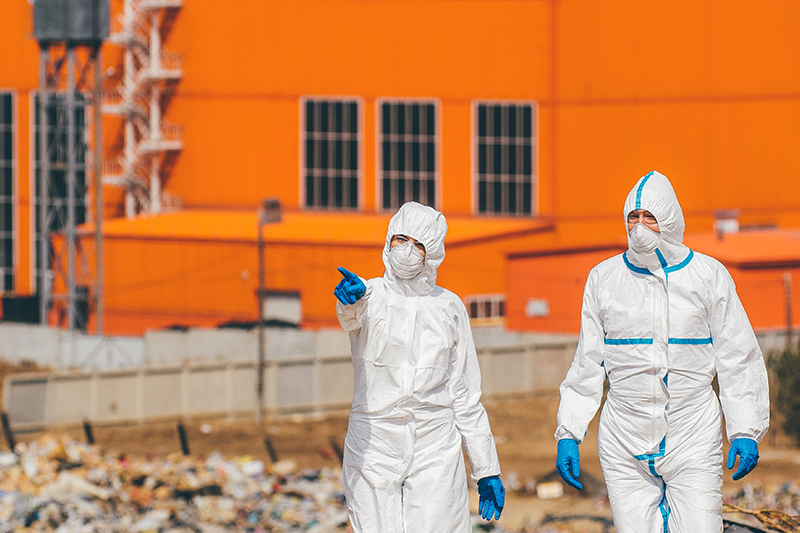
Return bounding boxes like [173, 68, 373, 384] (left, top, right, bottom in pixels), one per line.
[724, 483, 800, 532]
[725, 480, 800, 517]
[0, 436, 637, 533]
[536, 481, 564, 500]
[0, 435, 350, 532]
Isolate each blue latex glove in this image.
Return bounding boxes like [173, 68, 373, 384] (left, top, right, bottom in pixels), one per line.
[727, 438, 759, 481]
[477, 475, 504, 521]
[556, 438, 583, 490]
[334, 267, 366, 305]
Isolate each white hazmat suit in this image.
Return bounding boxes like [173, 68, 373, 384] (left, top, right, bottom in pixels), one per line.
[336, 202, 501, 533]
[556, 171, 770, 533]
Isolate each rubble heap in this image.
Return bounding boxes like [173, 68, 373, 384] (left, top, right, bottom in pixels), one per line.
[0, 436, 349, 532]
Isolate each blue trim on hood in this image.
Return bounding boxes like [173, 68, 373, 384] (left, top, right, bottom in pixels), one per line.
[622, 252, 651, 275]
[635, 171, 655, 210]
[655, 249, 668, 269]
[623, 249, 694, 276]
[664, 249, 694, 274]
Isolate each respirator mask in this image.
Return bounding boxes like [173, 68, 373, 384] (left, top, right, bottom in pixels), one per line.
[388, 241, 425, 279]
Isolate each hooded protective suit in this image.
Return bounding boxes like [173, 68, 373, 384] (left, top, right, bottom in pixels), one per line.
[555, 171, 769, 533]
[337, 202, 501, 533]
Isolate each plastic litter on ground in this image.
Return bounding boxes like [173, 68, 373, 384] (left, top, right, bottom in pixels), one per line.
[0, 436, 526, 533]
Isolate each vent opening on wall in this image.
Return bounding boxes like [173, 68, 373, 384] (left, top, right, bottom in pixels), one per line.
[465, 294, 505, 325]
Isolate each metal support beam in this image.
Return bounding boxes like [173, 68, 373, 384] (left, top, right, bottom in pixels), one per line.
[93, 46, 103, 334]
[256, 221, 265, 424]
[67, 46, 77, 331]
[38, 47, 50, 325]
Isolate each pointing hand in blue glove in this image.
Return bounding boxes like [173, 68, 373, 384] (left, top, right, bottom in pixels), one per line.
[556, 438, 583, 490]
[727, 438, 759, 481]
[477, 475, 504, 521]
[334, 267, 366, 305]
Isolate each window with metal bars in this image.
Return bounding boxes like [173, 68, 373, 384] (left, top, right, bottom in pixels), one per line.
[379, 100, 437, 210]
[32, 92, 87, 292]
[303, 98, 360, 209]
[475, 102, 536, 215]
[466, 294, 506, 320]
[0, 92, 14, 292]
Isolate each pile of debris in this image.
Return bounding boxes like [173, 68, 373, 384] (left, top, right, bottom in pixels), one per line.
[0, 435, 349, 532]
[723, 482, 800, 533]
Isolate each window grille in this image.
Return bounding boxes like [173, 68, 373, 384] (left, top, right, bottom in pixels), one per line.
[33, 92, 87, 291]
[379, 100, 437, 210]
[475, 102, 536, 215]
[0, 93, 13, 291]
[466, 294, 505, 320]
[303, 98, 360, 209]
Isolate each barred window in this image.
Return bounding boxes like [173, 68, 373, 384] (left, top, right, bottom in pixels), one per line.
[476, 102, 536, 215]
[379, 100, 437, 210]
[466, 294, 505, 320]
[303, 98, 360, 209]
[0, 92, 13, 292]
[33, 92, 87, 291]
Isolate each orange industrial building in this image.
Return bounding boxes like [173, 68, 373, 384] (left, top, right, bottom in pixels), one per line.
[1, 0, 800, 336]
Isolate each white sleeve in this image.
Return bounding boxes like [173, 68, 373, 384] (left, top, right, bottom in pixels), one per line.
[335, 279, 372, 332]
[710, 265, 770, 443]
[555, 268, 607, 444]
[451, 303, 501, 481]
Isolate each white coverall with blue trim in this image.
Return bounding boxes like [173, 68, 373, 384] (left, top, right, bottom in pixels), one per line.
[337, 202, 501, 533]
[555, 171, 770, 533]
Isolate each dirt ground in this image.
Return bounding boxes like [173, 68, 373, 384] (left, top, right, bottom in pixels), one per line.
[6, 392, 800, 531]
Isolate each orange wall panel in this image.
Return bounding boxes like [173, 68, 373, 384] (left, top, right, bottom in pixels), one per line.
[174, 1, 552, 101]
[706, 101, 800, 216]
[5, 0, 800, 336]
[163, 0, 554, 213]
[97, 235, 387, 335]
[362, 99, 376, 211]
[15, 92, 33, 295]
[728, 267, 800, 332]
[0, 3, 39, 90]
[558, 0, 800, 101]
[440, 102, 472, 213]
[166, 97, 300, 209]
[507, 250, 800, 335]
[553, 98, 800, 244]
[555, 103, 710, 226]
[506, 248, 623, 334]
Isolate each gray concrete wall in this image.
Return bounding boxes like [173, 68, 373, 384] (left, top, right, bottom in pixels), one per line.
[2, 322, 793, 432]
[3, 338, 578, 431]
[0, 323, 145, 369]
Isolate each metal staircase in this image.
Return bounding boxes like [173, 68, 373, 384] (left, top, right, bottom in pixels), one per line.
[102, 0, 182, 217]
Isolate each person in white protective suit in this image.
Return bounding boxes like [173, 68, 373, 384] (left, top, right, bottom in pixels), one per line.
[334, 201, 504, 533]
[555, 171, 770, 533]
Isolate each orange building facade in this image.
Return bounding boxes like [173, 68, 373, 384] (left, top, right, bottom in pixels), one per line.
[2, 1, 800, 335]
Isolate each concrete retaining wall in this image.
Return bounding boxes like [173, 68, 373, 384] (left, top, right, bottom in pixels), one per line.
[2, 339, 578, 431]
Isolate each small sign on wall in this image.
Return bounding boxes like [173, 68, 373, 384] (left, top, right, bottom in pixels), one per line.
[525, 298, 549, 318]
[260, 291, 302, 326]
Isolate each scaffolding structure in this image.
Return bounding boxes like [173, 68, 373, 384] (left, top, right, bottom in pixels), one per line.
[103, 0, 183, 217]
[34, 0, 108, 333]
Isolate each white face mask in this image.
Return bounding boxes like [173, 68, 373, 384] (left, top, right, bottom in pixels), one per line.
[389, 241, 425, 279]
[628, 223, 662, 255]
